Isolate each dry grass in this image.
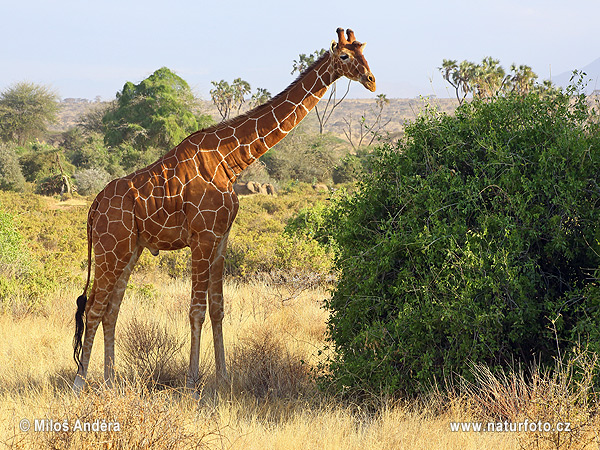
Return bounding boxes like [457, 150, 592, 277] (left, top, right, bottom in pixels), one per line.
[1, 274, 598, 449]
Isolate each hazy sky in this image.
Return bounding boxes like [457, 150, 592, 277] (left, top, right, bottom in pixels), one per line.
[1, 0, 598, 101]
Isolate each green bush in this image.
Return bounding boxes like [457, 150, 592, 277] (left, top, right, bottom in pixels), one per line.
[0, 191, 87, 314]
[18, 144, 56, 182]
[262, 125, 350, 184]
[226, 187, 334, 279]
[0, 210, 28, 274]
[323, 91, 600, 397]
[73, 167, 112, 195]
[0, 209, 47, 313]
[0, 143, 26, 192]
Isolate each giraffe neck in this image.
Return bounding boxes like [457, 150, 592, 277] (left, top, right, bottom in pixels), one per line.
[195, 52, 340, 179]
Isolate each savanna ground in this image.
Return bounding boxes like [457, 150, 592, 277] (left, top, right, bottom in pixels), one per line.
[1, 189, 599, 449]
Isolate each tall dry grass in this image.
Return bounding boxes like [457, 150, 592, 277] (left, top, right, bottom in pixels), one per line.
[1, 272, 598, 449]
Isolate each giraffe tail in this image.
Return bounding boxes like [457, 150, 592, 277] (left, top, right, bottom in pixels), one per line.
[73, 201, 95, 368]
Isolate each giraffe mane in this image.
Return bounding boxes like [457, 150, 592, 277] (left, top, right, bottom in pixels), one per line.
[194, 52, 331, 136]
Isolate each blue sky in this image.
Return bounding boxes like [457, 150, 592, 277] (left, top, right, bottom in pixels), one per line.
[1, 0, 598, 100]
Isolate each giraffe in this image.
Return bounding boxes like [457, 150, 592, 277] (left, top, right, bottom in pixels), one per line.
[72, 27, 376, 393]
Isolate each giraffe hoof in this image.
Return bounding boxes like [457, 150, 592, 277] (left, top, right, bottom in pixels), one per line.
[73, 374, 86, 395]
[149, 248, 159, 257]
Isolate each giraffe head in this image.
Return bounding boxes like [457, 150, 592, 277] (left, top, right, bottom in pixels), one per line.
[330, 28, 376, 92]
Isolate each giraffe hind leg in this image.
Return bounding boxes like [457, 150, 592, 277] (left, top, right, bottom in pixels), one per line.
[102, 245, 142, 387]
[73, 248, 137, 393]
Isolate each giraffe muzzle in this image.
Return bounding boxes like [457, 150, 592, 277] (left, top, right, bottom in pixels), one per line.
[361, 73, 376, 92]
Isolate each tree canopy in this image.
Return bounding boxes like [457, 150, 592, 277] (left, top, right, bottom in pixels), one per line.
[103, 67, 212, 150]
[0, 82, 59, 145]
[439, 57, 552, 104]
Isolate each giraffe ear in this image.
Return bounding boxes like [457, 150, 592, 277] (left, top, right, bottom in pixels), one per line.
[360, 42, 367, 52]
[330, 40, 338, 54]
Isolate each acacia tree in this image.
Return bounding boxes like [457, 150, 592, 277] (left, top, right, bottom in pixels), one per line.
[292, 49, 350, 134]
[343, 93, 391, 149]
[210, 78, 251, 120]
[0, 82, 59, 145]
[103, 67, 210, 150]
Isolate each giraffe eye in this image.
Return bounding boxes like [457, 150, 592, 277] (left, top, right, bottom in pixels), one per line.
[340, 54, 350, 61]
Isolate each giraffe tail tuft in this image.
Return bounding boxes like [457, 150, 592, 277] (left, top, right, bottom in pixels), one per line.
[73, 293, 87, 367]
[74, 199, 95, 369]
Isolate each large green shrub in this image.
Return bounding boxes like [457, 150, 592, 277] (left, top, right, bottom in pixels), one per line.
[324, 92, 600, 396]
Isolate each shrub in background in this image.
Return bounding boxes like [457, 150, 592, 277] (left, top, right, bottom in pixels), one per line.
[74, 167, 112, 196]
[0, 143, 26, 192]
[323, 91, 600, 396]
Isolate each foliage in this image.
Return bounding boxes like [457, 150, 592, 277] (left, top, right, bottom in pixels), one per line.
[285, 200, 335, 248]
[291, 49, 327, 75]
[249, 87, 272, 109]
[103, 67, 210, 150]
[332, 154, 364, 184]
[0, 143, 26, 191]
[62, 130, 124, 177]
[210, 78, 272, 121]
[342, 93, 392, 150]
[35, 173, 71, 196]
[262, 122, 350, 183]
[323, 91, 600, 396]
[0, 209, 28, 275]
[226, 186, 334, 279]
[439, 57, 555, 104]
[0, 191, 87, 314]
[73, 167, 113, 196]
[18, 143, 75, 183]
[0, 208, 46, 314]
[0, 81, 59, 145]
[210, 78, 251, 120]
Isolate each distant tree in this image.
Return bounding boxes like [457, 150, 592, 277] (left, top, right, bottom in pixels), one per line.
[474, 57, 505, 98]
[440, 58, 545, 103]
[103, 67, 207, 150]
[0, 82, 59, 145]
[342, 93, 391, 149]
[210, 78, 252, 120]
[250, 87, 272, 109]
[507, 64, 538, 95]
[291, 50, 327, 75]
[440, 59, 476, 104]
[291, 49, 350, 134]
[77, 102, 111, 135]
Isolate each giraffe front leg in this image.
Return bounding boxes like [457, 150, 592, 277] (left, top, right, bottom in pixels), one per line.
[208, 232, 230, 387]
[187, 293, 207, 391]
[187, 234, 213, 392]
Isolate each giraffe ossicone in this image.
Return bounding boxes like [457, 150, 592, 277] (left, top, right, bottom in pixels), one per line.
[72, 28, 375, 393]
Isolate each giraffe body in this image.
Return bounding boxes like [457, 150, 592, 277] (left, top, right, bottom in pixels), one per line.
[73, 28, 375, 392]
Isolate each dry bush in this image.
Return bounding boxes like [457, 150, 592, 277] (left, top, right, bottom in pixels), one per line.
[458, 349, 600, 450]
[228, 328, 312, 401]
[117, 317, 187, 389]
[4, 379, 219, 450]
